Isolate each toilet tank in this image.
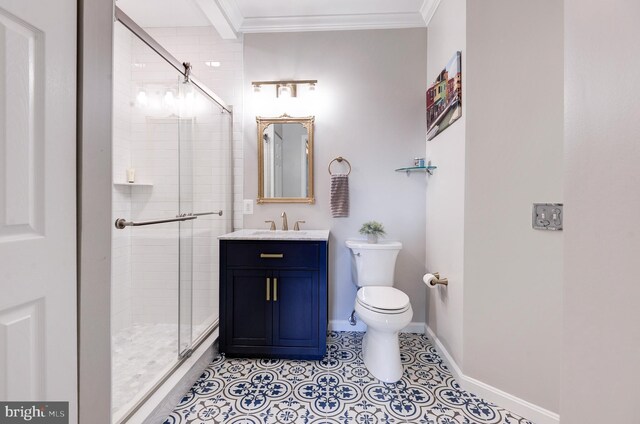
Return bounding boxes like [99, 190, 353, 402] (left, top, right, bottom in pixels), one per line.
[345, 240, 402, 287]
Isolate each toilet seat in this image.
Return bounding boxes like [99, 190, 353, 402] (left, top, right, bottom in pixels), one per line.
[356, 287, 410, 314]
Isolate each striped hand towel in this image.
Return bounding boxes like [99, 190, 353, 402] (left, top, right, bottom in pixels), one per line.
[330, 174, 349, 218]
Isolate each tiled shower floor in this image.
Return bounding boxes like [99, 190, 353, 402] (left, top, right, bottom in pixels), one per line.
[164, 332, 533, 423]
[112, 323, 177, 415]
[113, 321, 214, 416]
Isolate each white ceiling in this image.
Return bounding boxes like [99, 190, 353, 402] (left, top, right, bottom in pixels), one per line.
[116, 0, 440, 37]
[116, 0, 211, 28]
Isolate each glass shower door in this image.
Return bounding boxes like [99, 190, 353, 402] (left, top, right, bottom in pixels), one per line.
[177, 81, 232, 353]
[112, 17, 233, 422]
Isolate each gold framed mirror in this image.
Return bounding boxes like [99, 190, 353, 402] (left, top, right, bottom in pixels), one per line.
[257, 114, 315, 204]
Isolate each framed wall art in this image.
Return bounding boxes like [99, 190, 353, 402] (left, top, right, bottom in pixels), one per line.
[426, 51, 462, 140]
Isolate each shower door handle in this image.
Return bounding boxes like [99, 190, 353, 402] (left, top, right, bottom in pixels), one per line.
[114, 215, 197, 229]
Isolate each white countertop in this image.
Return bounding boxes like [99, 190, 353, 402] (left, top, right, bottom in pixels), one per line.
[219, 229, 330, 241]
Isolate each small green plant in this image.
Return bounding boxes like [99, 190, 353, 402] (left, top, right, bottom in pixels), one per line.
[359, 221, 386, 236]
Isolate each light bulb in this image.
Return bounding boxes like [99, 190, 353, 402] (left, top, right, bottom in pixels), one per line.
[136, 90, 148, 106]
[163, 90, 175, 107]
[278, 84, 291, 98]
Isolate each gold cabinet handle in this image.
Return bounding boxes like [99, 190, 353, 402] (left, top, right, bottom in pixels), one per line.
[260, 253, 284, 259]
[266, 277, 270, 301]
[273, 278, 278, 302]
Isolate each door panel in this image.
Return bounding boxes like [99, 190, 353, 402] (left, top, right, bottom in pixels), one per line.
[272, 270, 318, 347]
[0, 0, 77, 420]
[227, 270, 272, 346]
[0, 10, 44, 242]
[0, 299, 44, 400]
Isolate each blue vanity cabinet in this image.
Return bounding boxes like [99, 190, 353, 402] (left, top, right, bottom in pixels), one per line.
[220, 239, 328, 359]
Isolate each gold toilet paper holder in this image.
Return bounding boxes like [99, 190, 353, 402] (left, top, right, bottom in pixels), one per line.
[430, 273, 449, 286]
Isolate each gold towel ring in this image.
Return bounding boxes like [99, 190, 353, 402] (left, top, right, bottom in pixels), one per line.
[328, 156, 351, 176]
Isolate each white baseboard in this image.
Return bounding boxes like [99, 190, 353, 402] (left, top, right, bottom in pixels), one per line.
[424, 325, 559, 424]
[424, 324, 464, 377]
[329, 320, 426, 334]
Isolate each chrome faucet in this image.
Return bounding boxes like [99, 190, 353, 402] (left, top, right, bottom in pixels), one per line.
[281, 211, 288, 231]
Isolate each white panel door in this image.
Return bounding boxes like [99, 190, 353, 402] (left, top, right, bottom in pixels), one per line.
[0, 0, 77, 421]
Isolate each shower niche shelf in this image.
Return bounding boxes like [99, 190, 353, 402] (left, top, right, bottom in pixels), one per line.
[113, 182, 154, 187]
[394, 165, 438, 175]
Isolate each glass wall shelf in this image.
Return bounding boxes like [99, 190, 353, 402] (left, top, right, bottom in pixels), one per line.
[113, 182, 154, 187]
[394, 165, 438, 175]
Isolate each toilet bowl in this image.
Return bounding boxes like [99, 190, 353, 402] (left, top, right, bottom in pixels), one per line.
[355, 286, 413, 382]
[345, 240, 412, 383]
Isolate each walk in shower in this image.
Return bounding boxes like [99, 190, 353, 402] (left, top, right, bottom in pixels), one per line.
[111, 9, 232, 422]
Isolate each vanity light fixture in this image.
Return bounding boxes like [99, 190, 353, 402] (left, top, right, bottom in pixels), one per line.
[251, 79, 318, 98]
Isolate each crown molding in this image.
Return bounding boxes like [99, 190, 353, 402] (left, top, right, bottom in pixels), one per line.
[420, 0, 443, 26]
[238, 12, 426, 33]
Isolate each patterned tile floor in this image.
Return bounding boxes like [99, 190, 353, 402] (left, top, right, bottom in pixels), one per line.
[164, 332, 533, 424]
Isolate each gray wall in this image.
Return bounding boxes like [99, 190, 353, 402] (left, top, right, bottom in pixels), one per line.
[425, 0, 563, 416]
[464, 0, 563, 413]
[562, 0, 640, 421]
[425, 0, 466, 367]
[243, 29, 428, 327]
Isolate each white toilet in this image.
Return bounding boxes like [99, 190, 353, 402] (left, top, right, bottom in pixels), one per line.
[346, 240, 413, 383]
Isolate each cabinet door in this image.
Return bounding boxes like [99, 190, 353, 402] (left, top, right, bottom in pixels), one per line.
[225, 269, 272, 347]
[272, 270, 319, 347]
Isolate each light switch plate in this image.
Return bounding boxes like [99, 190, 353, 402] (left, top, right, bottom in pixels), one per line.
[532, 203, 563, 230]
[243, 199, 254, 215]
